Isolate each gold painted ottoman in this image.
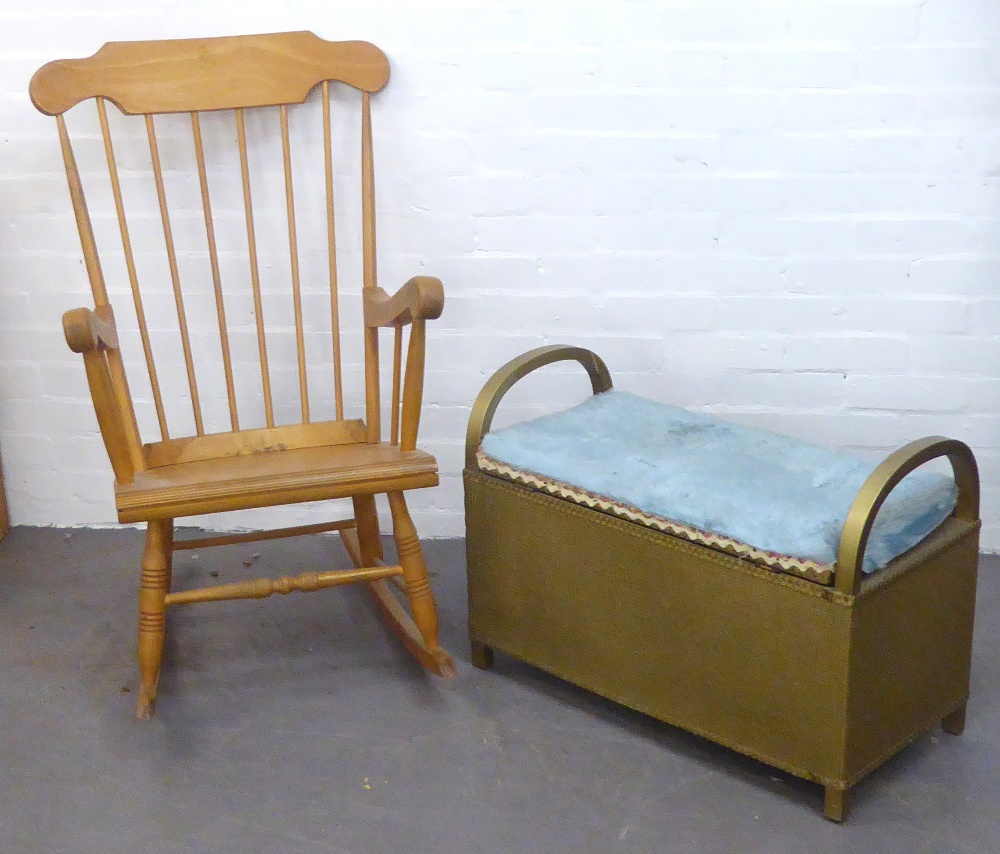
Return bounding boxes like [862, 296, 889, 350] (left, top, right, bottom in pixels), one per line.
[464, 345, 980, 821]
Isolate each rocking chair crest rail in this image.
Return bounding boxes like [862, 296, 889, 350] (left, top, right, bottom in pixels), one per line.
[30, 30, 454, 719]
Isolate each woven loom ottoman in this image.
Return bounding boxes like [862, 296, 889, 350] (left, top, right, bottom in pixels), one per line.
[464, 346, 980, 821]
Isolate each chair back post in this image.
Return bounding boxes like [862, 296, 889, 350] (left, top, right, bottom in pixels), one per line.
[55, 114, 108, 307]
[361, 90, 381, 442]
[56, 113, 145, 473]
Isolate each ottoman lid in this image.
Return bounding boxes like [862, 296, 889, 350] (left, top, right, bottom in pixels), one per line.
[479, 390, 958, 581]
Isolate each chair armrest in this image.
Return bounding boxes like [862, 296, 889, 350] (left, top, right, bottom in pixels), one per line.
[62, 304, 139, 484]
[63, 304, 119, 352]
[364, 277, 444, 449]
[364, 276, 444, 328]
[835, 437, 980, 595]
[465, 345, 613, 468]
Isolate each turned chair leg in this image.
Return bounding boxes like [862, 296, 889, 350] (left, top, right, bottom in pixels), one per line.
[823, 784, 850, 822]
[163, 522, 174, 594]
[387, 491, 454, 674]
[942, 701, 967, 735]
[352, 494, 384, 566]
[137, 519, 171, 719]
[470, 639, 494, 670]
[388, 492, 440, 650]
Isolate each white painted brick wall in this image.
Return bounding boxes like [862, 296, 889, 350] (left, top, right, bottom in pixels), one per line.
[1, 0, 999, 551]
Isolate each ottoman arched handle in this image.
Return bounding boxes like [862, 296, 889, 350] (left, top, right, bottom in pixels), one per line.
[465, 345, 613, 469]
[835, 437, 979, 595]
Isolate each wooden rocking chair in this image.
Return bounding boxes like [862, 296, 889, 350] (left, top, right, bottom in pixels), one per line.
[29, 32, 455, 718]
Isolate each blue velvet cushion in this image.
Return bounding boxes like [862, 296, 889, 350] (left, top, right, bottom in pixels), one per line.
[480, 390, 958, 574]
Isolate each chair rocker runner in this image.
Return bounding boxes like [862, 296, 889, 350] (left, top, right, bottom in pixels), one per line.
[30, 32, 455, 718]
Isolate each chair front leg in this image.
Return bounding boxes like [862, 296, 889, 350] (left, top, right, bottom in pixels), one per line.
[137, 518, 171, 719]
[352, 494, 384, 566]
[387, 491, 440, 653]
[164, 522, 174, 593]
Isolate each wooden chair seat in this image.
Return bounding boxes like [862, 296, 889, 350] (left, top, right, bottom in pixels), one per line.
[117, 440, 438, 523]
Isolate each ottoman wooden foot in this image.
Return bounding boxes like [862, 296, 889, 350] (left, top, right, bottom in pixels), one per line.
[942, 701, 967, 735]
[471, 640, 494, 670]
[823, 785, 850, 822]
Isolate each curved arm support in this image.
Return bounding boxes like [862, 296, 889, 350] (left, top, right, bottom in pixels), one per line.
[363, 277, 445, 449]
[364, 276, 444, 328]
[63, 304, 119, 353]
[465, 345, 613, 468]
[62, 304, 139, 485]
[835, 437, 979, 595]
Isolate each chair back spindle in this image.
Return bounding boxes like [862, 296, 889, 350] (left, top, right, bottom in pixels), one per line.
[96, 98, 171, 441]
[191, 110, 240, 432]
[145, 112, 205, 436]
[322, 81, 345, 421]
[279, 104, 310, 424]
[235, 106, 275, 430]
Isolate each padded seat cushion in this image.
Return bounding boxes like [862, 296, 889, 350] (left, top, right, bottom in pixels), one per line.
[478, 390, 958, 584]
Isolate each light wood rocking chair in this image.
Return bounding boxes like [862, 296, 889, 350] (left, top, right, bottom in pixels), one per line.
[29, 31, 455, 718]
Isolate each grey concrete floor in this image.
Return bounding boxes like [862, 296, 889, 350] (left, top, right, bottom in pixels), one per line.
[0, 526, 997, 853]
